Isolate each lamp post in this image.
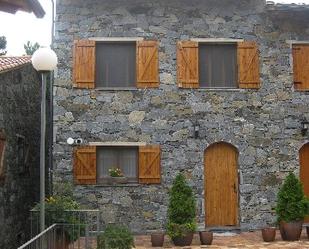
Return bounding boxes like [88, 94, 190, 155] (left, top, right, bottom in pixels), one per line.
[31, 47, 58, 232]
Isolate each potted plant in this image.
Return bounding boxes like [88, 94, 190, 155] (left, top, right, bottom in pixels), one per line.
[275, 172, 309, 241]
[97, 224, 134, 249]
[199, 230, 213, 245]
[150, 232, 164, 247]
[167, 173, 196, 246]
[261, 226, 276, 242]
[33, 195, 82, 249]
[108, 167, 127, 184]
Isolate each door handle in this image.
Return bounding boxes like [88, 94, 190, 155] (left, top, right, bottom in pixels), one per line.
[233, 183, 237, 193]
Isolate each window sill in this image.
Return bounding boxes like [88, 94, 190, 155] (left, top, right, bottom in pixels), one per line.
[293, 89, 309, 92]
[95, 87, 139, 91]
[93, 183, 140, 187]
[197, 88, 245, 92]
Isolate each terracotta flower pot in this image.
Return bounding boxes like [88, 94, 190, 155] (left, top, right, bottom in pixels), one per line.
[261, 227, 276, 242]
[279, 220, 303, 241]
[151, 233, 164, 247]
[172, 233, 193, 246]
[199, 231, 213, 245]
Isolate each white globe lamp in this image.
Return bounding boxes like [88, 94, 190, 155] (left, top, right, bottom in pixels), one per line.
[31, 47, 58, 71]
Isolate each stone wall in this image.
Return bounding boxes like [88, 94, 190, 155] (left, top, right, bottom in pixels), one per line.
[0, 64, 41, 249]
[53, 0, 309, 232]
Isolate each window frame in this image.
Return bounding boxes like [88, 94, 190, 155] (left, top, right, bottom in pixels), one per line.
[73, 38, 159, 90]
[95, 40, 137, 90]
[73, 142, 161, 186]
[198, 42, 238, 89]
[288, 40, 309, 92]
[96, 146, 139, 184]
[192, 38, 244, 90]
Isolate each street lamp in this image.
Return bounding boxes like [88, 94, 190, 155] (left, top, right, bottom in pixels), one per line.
[31, 47, 57, 232]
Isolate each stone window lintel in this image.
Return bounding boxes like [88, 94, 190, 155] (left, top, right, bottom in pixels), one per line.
[89, 37, 144, 42]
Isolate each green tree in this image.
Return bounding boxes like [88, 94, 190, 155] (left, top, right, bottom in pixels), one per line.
[275, 172, 309, 222]
[167, 173, 196, 238]
[0, 36, 7, 56]
[24, 41, 40, 55]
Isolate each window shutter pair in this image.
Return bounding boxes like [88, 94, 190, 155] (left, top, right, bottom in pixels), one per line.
[177, 41, 260, 89]
[293, 44, 309, 91]
[73, 145, 161, 185]
[73, 40, 159, 89]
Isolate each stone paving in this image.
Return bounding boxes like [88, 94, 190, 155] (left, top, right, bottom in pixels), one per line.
[134, 230, 309, 249]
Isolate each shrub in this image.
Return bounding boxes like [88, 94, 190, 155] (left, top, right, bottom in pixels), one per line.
[167, 173, 196, 238]
[97, 224, 134, 249]
[275, 172, 309, 222]
[33, 195, 82, 242]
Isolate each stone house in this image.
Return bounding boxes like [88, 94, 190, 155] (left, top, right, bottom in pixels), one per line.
[0, 57, 41, 249]
[53, 0, 309, 232]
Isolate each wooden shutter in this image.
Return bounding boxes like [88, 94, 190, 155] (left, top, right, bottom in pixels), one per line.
[177, 41, 199, 88]
[136, 40, 159, 88]
[73, 146, 96, 184]
[138, 145, 161, 184]
[237, 41, 260, 89]
[73, 40, 95, 89]
[293, 44, 309, 90]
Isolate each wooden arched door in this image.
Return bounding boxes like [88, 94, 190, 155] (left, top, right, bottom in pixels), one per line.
[300, 143, 309, 222]
[204, 142, 239, 226]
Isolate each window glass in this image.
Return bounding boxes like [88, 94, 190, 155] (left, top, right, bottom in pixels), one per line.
[199, 43, 237, 88]
[97, 147, 138, 183]
[96, 42, 136, 88]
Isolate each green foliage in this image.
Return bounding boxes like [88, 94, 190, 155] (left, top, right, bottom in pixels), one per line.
[109, 167, 124, 177]
[97, 224, 134, 249]
[166, 222, 197, 238]
[34, 195, 83, 242]
[0, 36, 7, 56]
[167, 173, 196, 238]
[24, 41, 40, 55]
[275, 172, 309, 222]
[53, 181, 74, 198]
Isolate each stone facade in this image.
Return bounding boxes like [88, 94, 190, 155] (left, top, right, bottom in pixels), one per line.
[0, 64, 41, 248]
[53, 0, 309, 232]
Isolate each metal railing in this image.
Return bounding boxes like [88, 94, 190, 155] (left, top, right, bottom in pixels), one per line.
[18, 223, 98, 249]
[18, 224, 57, 249]
[26, 209, 101, 249]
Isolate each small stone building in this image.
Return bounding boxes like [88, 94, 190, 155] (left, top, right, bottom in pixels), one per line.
[53, 0, 309, 232]
[0, 57, 41, 248]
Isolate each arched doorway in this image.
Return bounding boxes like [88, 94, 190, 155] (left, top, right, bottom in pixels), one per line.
[299, 143, 309, 222]
[204, 142, 239, 226]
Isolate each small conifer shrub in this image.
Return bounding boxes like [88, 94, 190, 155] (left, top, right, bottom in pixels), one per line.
[167, 173, 196, 238]
[275, 172, 309, 222]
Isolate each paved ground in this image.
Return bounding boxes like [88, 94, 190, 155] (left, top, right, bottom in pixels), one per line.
[134, 230, 309, 248]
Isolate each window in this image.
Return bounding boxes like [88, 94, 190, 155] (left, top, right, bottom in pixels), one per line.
[73, 144, 161, 185]
[96, 42, 136, 88]
[177, 40, 260, 89]
[0, 130, 6, 179]
[97, 146, 138, 183]
[199, 44, 237, 88]
[73, 39, 159, 89]
[292, 44, 309, 91]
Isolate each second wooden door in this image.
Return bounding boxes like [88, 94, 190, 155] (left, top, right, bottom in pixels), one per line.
[205, 142, 239, 226]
